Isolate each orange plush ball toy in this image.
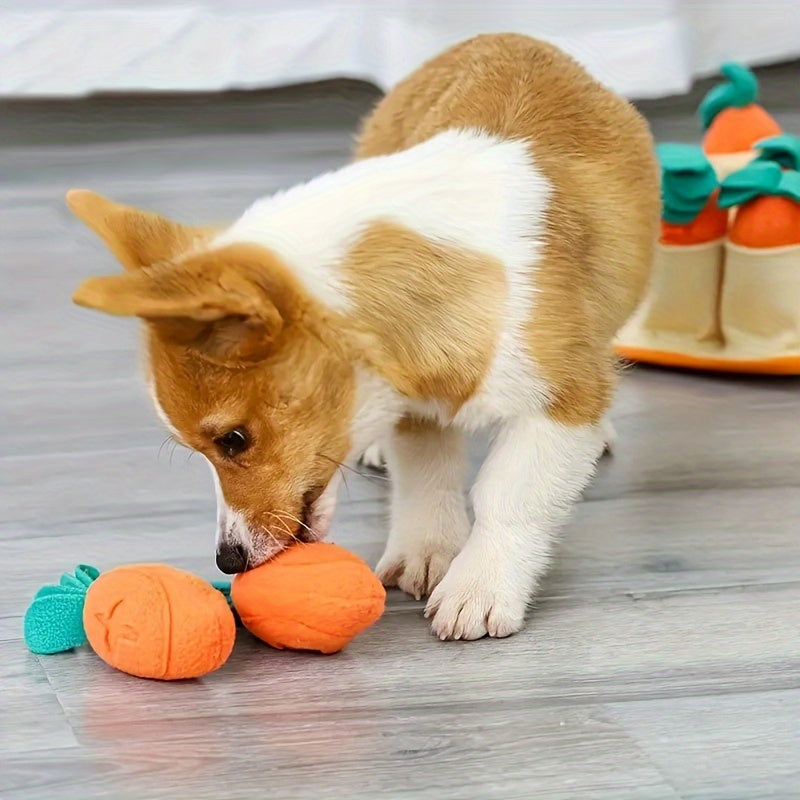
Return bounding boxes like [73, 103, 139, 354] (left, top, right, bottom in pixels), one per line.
[83, 564, 236, 680]
[232, 542, 386, 654]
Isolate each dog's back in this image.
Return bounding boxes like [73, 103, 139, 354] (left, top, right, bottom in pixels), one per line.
[357, 33, 660, 423]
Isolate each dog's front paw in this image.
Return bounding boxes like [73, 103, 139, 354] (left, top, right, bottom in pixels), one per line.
[424, 555, 528, 640]
[376, 538, 462, 601]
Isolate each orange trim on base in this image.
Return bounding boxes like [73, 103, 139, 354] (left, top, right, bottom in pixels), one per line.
[615, 344, 800, 375]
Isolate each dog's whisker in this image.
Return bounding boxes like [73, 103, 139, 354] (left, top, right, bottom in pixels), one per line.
[157, 435, 173, 461]
[271, 511, 316, 544]
[279, 511, 314, 535]
[266, 511, 304, 543]
[339, 467, 351, 499]
[315, 452, 389, 483]
[265, 512, 295, 539]
[264, 511, 292, 534]
[263, 525, 283, 549]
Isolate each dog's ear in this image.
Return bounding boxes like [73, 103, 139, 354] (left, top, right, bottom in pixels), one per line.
[66, 189, 212, 271]
[73, 247, 285, 365]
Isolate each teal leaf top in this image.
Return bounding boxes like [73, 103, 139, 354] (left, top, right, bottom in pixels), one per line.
[25, 566, 239, 656]
[657, 143, 718, 224]
[753, 134, 800, 170]
[699, 62, 759, 130]
[718, 161, 800, 209]
[24, 565, 100, 655]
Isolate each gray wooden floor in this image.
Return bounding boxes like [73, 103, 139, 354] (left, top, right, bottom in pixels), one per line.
[2, 80, 800, 800]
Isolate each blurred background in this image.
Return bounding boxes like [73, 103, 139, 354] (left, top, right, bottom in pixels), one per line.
[3, 0, 800, 98]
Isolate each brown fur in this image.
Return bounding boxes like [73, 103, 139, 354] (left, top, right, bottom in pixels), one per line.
[342, 220, 505, 411]
[66, 190, 215, 271]
[356, 34, 660, 424]
[146, 321, 354, 539]
[71, 203, 355, 548]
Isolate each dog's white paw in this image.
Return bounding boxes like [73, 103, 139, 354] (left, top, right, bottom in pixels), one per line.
[424, 557, 527, 640]
[376, 539, 461, 601]
[359, 442, 386, 471]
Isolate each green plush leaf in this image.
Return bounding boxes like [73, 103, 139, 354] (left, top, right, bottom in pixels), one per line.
[777, 170, 800, 201]
[24, 566, 100, 655]
[34, 584, 86, 601]
[656, 143, 718, 223]
[754, 134, 800, 170]
[719, 161, 800, 207]
[74, 565, 100, 587]
[657, 143, 710, 175]
[699, 62, 759, 130]
[60, 573, 86, 590]
[24, 591, 89, 655]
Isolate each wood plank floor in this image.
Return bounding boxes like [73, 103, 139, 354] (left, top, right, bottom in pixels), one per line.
[1, 82, 799, 800]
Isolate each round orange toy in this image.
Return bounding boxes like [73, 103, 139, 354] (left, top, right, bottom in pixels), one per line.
[232, 542, 386, 654]
[700, 63, 782, 161]
[84, 564, 236, 680]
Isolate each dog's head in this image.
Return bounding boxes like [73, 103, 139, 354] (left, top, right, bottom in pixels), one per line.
[68, 190, 355, 572]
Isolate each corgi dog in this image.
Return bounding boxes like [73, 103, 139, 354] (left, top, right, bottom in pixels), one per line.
[70, 34, 658, 640]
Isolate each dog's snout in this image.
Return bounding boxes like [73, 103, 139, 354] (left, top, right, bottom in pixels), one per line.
[216, 541, 248, 574]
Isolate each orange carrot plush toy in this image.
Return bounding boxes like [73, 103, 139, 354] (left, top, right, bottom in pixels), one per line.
[232, 545, 386, 654]
[24, 543, 385, 679]
[615, 144, 727, 363]
[616, 136, 800, 375]
[715, 158, 800, 369]
[700, 62, 782, 178]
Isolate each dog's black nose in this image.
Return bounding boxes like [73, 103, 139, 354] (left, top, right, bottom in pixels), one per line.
[216, 542, 248, 574]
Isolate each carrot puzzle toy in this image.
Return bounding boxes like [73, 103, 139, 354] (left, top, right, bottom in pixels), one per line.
[616, 60, 800, 376]
[24, 543, 385, 680]
[701, 62, 782, 178]
[615, 144, 728, 364]
[715, 160, 800, 364]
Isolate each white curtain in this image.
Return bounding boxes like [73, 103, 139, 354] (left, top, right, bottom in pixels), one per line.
[1, 1, 798, 99]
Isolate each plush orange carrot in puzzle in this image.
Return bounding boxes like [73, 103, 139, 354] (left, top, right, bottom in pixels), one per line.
[720, 161, 800, 248]
[701, 63, 782, 163]
[657, 143, 728, 245]
[752, 134, 800, 171]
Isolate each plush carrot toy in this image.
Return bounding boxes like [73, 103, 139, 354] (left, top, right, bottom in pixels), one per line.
[24, 543, 386, 679]
[614, 144, 727, 364]
[752, 133, 800, 172]
[700, 62, 782, 177]
[658, 143, 728, 245]
[719, 161, 800, 248]
[713, 158, 800, 370]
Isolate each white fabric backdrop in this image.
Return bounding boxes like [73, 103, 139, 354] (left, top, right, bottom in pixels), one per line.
[1, 1, 799, 99]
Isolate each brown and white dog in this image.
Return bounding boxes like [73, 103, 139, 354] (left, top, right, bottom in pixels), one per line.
[69, 34, 659, 640]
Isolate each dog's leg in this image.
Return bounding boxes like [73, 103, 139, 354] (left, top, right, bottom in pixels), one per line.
[426, 414, 604, 640]
[376, 420, 470, 600]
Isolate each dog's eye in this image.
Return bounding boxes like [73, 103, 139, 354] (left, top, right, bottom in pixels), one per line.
[214, 427, 250, 459]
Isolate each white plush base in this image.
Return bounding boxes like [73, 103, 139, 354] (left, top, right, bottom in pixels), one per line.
[617, 241, 800, 368]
